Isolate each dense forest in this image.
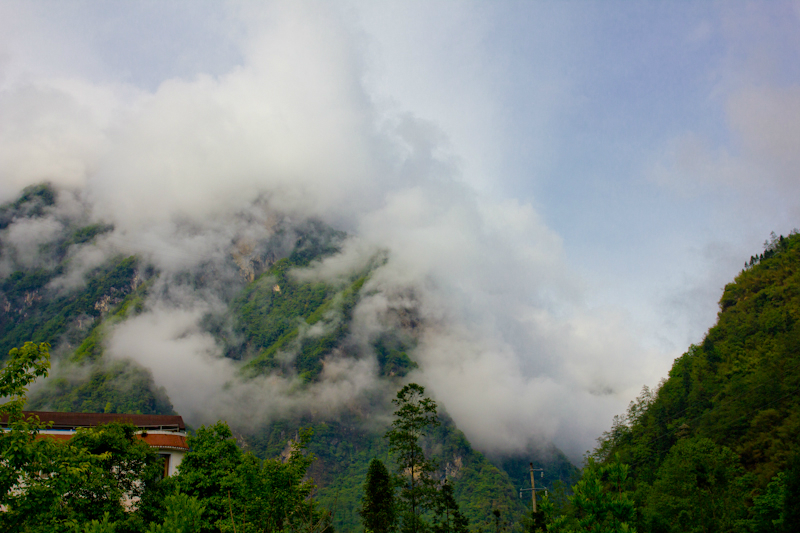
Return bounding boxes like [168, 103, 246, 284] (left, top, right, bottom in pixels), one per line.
[536, 232, 800, 532]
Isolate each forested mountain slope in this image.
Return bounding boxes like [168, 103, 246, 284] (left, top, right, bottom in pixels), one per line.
[580, 232, 800, 532]
[0, 184, 576, 532]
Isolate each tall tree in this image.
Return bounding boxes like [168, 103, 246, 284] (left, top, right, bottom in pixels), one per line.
[385, 383, 440, 533]
[784, 452, 800, 533]
[360, 458, 396, 533]
[174, 422, 244, 533]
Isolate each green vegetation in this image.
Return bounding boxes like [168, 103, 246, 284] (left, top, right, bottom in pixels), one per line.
[540, 231, 800, 532]
[232, 398, 532, 533]
[174, 421, 331, 533]
[0, 341, 51, 416]
[26, 359, 174, 415]
[0, 255, 141, 359]
[66, 223, 115, 247]
[544, 456, 637, 533]
[387, 383, 442, 533]
[354, 384, 485, 533]
[234, 258, 332, 355]
[432, 480, 469, 533]
[13, 187, 800, 530]
[374, 333, 418, 377]
[0, 183, 57, 229]
[360, 458, 396, 533]
[1, 342, 329, 533]
[237, 263, 372, 382]
[0, 343, 167, 532]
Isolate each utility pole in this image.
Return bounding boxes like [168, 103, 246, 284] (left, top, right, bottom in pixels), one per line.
[520, 464, 544, 514]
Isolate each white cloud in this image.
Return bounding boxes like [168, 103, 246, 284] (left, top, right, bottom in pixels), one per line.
[0, 0, 691, 461]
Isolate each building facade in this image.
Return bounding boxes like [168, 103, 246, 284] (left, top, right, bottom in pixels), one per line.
[3, 411, 189, 477]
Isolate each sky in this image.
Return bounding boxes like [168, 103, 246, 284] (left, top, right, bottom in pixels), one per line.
[2, 0, 800, 460]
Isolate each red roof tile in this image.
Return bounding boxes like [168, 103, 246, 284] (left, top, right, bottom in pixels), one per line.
[141, 433, 189, 450]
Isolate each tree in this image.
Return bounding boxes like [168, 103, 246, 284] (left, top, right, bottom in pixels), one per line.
[640, 437, 747, 533]
[0, 342, 52, 525]
[385, 383, 440, 533]
[224, 428, 330, 533]
[173, 422, 244, 533]
[1, 342, 169, 532]
[493, 509, 504, 533]
[547, 455, 637, 533]
[360, 458, 396, 533]
[175, 423, 330, 533]
[0, 420, 164, 532]
[521, 493, 553, 533]
[431, 480, 468, 533]
[783, 451, 800, 533]
[68, 421, 164, 528]
[2, 342, 332, 532]
[146, 493, 205, 533]
[748, 472, 785, 533]
[0, 341, 50, 416]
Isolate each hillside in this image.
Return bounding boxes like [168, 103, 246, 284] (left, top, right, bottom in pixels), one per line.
[578, 231, 800, 532]
[0, 184, 576, 532]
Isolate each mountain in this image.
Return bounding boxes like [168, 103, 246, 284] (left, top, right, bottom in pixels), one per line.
[585, 231, 800, 532]
[0, 184, 577, 532]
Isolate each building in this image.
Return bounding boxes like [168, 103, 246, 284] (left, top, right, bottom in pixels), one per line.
[1, 411, 189, 477]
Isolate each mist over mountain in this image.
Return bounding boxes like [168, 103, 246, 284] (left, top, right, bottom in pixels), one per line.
[0, 2, 670, 463]
[0, 181, 583, 530]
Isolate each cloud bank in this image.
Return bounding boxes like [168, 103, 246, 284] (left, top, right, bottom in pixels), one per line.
[1, 1, 685, 460]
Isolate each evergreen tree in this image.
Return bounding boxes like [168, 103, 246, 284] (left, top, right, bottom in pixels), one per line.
[360, 458, 396, 533]
[146, 493, 205, 533]
[521, 494, 551, 533]
[385, 383, 440, 533]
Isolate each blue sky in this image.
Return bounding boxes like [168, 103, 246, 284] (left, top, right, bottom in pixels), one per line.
[2, 0, 799, 457]
[355, 1, 800, 346]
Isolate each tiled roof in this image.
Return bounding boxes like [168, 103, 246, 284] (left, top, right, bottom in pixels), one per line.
[1, 411, 186, 431]
[36, 432, 189, 451]
[141, 433, 189, 450]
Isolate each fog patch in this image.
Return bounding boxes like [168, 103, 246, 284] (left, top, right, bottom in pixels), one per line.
[1, 1, 671, 460]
